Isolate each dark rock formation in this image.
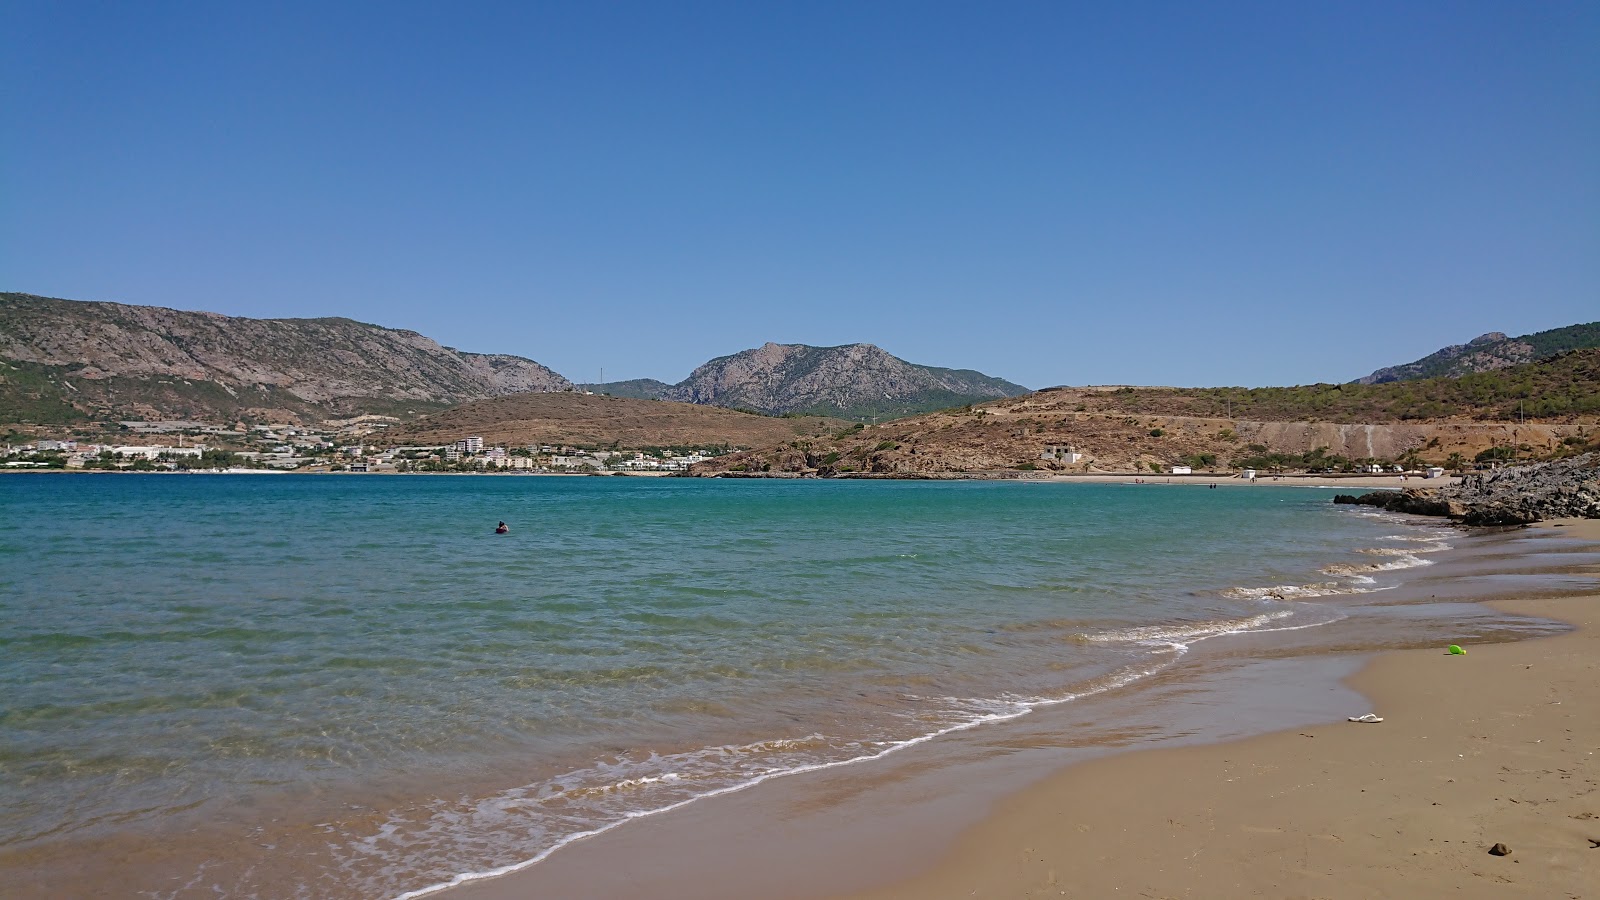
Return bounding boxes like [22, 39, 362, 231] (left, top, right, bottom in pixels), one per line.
[1332, 489, 1465, 518]
[1335, 454, 1600, 525]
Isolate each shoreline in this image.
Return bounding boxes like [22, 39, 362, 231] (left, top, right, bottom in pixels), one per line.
[0, 468, 1457, 489]
[836, 519, 1600, 900]
[439, 519, 1597, 900]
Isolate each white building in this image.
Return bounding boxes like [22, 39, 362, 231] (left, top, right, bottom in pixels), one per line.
[114, 445, 205, 460]
[457, 436, 484, 454]
[1170, 465, 1193, 475]
[1425, 467, 1446, 479]
[1040, 445, 1084, 463]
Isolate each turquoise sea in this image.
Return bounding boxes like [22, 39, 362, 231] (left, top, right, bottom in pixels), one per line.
[0, 474, 1568, 898]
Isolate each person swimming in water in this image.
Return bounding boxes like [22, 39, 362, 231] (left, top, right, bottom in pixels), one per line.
[495, 521, 509, 534]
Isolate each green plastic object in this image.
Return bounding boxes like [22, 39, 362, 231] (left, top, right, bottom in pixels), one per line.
[1448, 644, 1466, 655]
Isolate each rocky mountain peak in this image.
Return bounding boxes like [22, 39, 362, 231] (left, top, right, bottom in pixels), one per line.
[660, 342, 1025, 420]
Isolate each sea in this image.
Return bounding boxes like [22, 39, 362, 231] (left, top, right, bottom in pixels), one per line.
[0, 473, 1587, 898]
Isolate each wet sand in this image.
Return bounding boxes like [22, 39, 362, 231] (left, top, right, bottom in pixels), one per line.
[443, 520, 1596, 900]
[839, 520, 1600, 900]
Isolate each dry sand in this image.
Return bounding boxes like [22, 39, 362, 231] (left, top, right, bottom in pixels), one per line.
[842, 520, 1600, 900]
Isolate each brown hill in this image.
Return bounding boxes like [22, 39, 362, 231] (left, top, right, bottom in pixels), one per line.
[691, 351, 1600, 476]
[377, 392, 844, 449]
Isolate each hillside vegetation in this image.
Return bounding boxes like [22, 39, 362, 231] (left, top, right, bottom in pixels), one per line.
[1065, 349, 1600, 422]
[1356, 321, 1600, 384]
[691, 350, 1600, 477]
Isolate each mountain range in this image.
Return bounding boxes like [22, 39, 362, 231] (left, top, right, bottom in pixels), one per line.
[1354, 322, 1600, 384]
[582, 342, 1028, 421]
[0, 293, 1026, 426]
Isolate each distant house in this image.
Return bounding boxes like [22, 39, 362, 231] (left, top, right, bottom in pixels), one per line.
[457, 436, 484, 454]
[1170, 465, 1192, 475]
[1040, 444, 1084, 463]
[1425, 467, 1445, 479]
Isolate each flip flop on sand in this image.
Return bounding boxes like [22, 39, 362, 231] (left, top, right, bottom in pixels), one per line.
[1347, 713, 1384, 723]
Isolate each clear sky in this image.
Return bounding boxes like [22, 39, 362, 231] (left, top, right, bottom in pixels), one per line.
[3, 1, 1596, 389]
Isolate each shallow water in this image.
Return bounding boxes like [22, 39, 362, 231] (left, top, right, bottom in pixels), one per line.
[0, 474, 1582, 898]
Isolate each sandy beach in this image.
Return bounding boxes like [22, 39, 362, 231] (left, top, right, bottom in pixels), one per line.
[440, 519, 1596, 900]
[841, 519, 1600, 900]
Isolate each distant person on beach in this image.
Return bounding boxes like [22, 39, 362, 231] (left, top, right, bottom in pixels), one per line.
[495, 521, 509, 534]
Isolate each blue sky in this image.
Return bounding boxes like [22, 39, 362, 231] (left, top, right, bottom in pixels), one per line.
[3, 1, 1595, 389]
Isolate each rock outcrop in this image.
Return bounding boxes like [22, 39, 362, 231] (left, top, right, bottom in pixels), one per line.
[1332, 488, 1467, 519]
[1335, 454, 1600, 525]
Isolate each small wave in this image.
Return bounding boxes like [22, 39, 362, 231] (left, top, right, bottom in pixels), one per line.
[379, 654, 1181, 900]
[1221, 582, 1348, 601]
[1077, 608, 1340, 651]
[1321, 553, 1434, 577]
[1360, 542, 1449, 557]
[1381, 533, 1454, 543]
